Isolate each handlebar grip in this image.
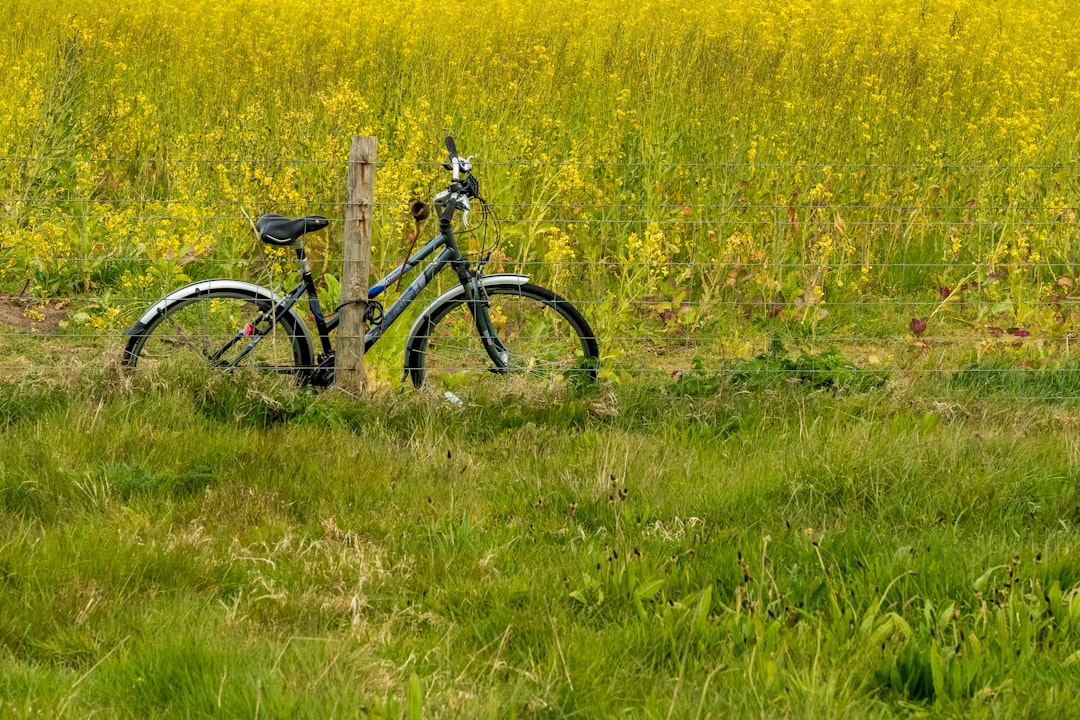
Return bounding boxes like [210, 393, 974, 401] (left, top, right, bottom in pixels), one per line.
[445, 136, 458, 158]
[440, 197, 458, 223]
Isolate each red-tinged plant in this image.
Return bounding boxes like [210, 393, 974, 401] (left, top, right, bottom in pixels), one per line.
[909, 316, 928, 339]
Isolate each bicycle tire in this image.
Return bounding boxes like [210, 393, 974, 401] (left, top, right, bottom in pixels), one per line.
[122, 288, 315, 380]
[404, 282, 599, 390]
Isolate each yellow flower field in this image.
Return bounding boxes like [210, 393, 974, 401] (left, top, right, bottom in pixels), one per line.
[1, 0, 1079, 369]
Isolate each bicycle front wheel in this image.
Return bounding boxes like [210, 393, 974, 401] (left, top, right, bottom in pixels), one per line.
[122, 288, 314, 380]
[405, 282, 599, 391]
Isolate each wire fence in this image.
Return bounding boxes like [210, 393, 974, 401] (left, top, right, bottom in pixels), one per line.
[3, 155, 1080, 397]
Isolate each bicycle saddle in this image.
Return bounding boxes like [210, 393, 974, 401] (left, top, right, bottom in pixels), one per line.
[255, 214, 329, 245]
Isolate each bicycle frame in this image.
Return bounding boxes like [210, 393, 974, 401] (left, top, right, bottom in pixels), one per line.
[263, 224, 509, 370]
[331, 230, 461, 352]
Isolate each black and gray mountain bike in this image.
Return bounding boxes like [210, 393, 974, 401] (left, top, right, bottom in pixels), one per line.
[121, 137, 600, 390]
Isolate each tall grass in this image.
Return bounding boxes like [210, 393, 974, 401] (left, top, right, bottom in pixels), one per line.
[2, 368, 1080, 716]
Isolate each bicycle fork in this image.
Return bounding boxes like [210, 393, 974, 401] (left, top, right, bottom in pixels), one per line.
[454, 262, 510, 372]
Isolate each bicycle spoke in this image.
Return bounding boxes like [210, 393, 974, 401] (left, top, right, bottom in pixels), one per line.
[126, 295, 303, 376]
[414, 284, 597, 390]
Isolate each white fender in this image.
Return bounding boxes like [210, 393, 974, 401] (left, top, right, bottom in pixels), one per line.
[124, 279, 313, 353]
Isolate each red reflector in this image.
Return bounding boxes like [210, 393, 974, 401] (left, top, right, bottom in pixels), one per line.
[243, 323, 255, 336]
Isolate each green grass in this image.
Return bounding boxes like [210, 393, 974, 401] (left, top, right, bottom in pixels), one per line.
[1, 364, 1080, 718]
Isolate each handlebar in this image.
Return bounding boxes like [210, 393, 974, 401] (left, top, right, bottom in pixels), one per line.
[436, 136, 480, 228]
[446, 136, 461, 180]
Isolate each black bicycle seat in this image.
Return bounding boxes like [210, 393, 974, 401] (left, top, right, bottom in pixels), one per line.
[255, 214, 329, 245]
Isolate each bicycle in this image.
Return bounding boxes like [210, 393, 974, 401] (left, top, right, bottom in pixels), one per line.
[121, 137, 600, 391]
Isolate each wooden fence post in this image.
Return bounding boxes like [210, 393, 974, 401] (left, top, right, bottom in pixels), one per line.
[337, 136, 376, 393]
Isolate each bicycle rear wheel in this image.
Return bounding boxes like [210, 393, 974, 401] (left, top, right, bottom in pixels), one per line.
[122, 289, 314, 379]
[405, 282, 599, 391]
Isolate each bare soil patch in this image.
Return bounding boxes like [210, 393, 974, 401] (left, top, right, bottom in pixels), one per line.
[0, 296, 69, 332]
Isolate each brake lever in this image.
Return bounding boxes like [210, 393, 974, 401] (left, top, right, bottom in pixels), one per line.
[432, 190, 471, 227]
[460, 196, 472, 227]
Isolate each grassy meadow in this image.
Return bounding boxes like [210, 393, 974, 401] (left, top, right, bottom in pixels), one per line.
[1, 368, 1080, 718]
[3, 0, 1080, 717]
